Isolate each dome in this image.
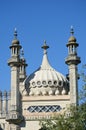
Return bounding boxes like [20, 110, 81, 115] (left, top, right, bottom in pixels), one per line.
[68, 36, 76, 43]
[66, 27, 78, 47]
[24, 42, 69, 96]
[12, 39, 20, 45]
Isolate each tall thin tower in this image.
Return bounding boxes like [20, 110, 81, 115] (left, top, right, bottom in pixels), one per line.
[7, 29, 23, 129]
[65, 27, 81, 105]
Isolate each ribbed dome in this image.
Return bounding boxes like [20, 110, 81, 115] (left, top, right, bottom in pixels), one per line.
[25, 41, 69, 96]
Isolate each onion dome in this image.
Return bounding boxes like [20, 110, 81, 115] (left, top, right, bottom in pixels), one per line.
[25, 41, 69, 96]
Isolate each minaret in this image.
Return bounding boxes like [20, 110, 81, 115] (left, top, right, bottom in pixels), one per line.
[65, 27, 81, 105]
[7, 29, 23, 124]
[19, 48, 28, 82]
[19, 48, 28, 95]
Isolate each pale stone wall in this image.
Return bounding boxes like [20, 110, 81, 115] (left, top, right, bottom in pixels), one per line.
[21, 121, 41, 130]
[22, 95, 70, 108]
[0, 119, 9, 130]
[20, 95, 70, 130]
[69, 64, 78, 105]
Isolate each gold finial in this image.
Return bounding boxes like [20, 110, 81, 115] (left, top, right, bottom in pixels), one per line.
[14, 28, 17, 39]
[70, 26, 74, 35]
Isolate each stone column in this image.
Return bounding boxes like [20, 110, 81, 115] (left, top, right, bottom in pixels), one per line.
[69, 64, 78, 105]
[3, 91, 7, 114]
[8, 91, 11, 113]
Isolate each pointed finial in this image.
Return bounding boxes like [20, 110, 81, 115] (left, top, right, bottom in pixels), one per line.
[70, 26, 74, 35]
[44, 40, 47, 46]
[14, 28, 18, 39]
[41, 40, 49, 54]
[41, 40, 49, 50]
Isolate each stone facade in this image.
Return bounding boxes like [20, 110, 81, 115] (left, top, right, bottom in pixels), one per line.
[0, 28, 81, 130]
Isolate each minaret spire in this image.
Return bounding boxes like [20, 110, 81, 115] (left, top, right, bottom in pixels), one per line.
[70, 25, 74, 35]
[41, 40, 52, 69]
[14, 28, 17, 39]
[19, 48, 28, 82]
[41, 40, 49, 55]
[65, 27, 81, 105]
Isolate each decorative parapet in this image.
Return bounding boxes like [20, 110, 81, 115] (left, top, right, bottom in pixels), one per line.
[24, 108, 65, 121]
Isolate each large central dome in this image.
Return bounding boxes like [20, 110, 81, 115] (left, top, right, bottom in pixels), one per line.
[25, 41, 69, 96]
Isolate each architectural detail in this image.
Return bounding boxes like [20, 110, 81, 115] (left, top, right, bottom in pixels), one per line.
[25, 40, 69, 96]
[0, 28, 81, 130]
[65, 26, 81, 105]
[6, 29, 23, 124]
[28, 105, 61, 113]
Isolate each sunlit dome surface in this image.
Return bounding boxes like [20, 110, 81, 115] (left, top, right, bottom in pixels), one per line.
[24, 41, 69, 96]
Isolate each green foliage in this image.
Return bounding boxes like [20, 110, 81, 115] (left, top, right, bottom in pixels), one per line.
[80, 64, 86, 102]
[39, 104, 86, 130]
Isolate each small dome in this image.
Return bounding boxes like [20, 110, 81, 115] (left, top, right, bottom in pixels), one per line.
[12, 39, 20, 45]
[67, 27, 78, 47]
[24, 42, 69, 96]
[68, 36, 76, 43]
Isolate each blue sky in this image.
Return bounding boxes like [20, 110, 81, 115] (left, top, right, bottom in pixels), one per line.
[0, 0, 86, 91]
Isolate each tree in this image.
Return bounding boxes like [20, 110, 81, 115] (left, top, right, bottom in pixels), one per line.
[39, 104, 86, 130]
[80, 64, 86, 103]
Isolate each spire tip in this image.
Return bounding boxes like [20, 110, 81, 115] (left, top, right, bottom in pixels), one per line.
[41, 40, 49, 50]
[70, 25, 74, 35]
[14, 27, 17, 39]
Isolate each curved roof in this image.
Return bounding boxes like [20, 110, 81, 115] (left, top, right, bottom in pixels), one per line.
[24, 41, 69, 96]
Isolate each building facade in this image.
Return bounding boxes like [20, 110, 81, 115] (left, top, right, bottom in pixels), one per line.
[0, 28, 81, 130]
